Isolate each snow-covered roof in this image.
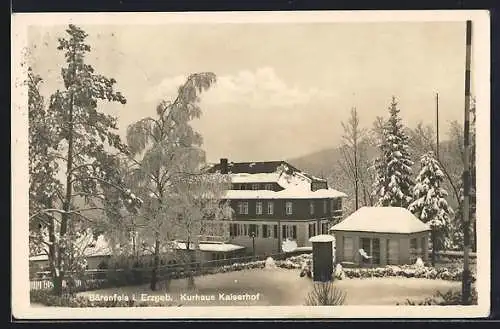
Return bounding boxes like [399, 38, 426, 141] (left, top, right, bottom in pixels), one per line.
[309, 234, 336, 243]
[29, 254, 50, 262]
[172, 241, 245, 252]
[224, 188, 346, 199]
[29, 234, 113, 262]
[329, 207, 431, 234]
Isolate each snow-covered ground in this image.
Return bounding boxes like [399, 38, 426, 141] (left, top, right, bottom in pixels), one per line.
[75, 268, 462, 306]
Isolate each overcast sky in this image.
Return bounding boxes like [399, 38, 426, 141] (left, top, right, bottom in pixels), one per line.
[28, 22, 469, 163]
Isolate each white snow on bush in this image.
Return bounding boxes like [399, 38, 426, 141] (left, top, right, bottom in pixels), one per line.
[265, 257, 276, 269]
[414, 257, 425, 268]
[334, 263, 345, 280]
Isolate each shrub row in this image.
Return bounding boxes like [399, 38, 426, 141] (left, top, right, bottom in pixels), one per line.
[340, 265, 476, 282]
[273, 253, 475, 282]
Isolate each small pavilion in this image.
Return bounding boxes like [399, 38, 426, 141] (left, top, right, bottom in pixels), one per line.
[329, 207, 430, 267]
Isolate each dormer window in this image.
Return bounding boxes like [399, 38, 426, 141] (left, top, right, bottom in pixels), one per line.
[309, 201, 315, 215]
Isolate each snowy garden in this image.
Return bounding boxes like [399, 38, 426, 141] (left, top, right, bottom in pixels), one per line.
[30, 253, 476, 307]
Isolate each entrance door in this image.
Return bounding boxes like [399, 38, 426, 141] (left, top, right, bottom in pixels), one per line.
[361, 237, 381, 265]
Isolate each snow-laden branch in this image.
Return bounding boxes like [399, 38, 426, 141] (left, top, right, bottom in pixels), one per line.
[29, 207, 105, 221]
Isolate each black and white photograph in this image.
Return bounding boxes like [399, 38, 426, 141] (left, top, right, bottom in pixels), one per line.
[11, 10, 490, 319]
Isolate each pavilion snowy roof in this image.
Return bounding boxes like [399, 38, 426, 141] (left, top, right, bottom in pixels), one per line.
[329, 207, 430, 234]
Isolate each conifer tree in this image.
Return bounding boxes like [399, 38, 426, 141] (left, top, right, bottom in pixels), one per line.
[371, 97, 414, 207]
[409, 151, 454, 265]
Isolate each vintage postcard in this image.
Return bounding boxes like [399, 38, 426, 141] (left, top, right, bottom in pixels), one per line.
[12, 10, 490, 319]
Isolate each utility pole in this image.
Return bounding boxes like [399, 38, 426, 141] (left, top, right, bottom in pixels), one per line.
[462, 20, 472, 305]
[436, 92, 440, 160]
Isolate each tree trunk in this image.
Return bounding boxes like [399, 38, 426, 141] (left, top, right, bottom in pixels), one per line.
[431, 230, 437, 266]
[55, 47, 77, 297]
[150, 234, 160, 291]
[185, 239, 196, 290]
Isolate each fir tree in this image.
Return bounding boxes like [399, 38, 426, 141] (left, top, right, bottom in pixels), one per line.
[408, 151, 454, 265]
[371, 97, 414, 207]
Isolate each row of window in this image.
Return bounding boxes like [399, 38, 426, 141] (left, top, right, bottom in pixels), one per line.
[342, 236, 427, 265]
[229, 223, 295, 239]
[233, 183, 274, 191]
[236, 199, 342, 216]
[308, 222, 330, 237]
[229, 222, 330, 239]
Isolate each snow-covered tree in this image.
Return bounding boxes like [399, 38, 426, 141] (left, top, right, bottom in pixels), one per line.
[371, 97, 414, 207]
[125, 72, 232, 291]
[28, 25, 138, 295]
[339, 107, 368, 210]
[408, 151, 454, 265]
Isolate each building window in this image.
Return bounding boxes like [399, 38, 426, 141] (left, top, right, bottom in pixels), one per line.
[331, 198, 342, 213]
[321, 222, 329, 234]
[387, 239, 400, 265]
[285, 201, 293, 215]
[273, 225, 278, 238]
[309, 202, 315, 215]
[323, 200, 328, 214]
[308, 223, 316, 238]
[267, 201, 274, 215]
[282, 225, 297, 239]
[256, 202, 263, 215]
[361, 237, 381, 265]
[249, 224, 259, 237]
[238, 202, 248, 215]
[343, 236, 354, 262]
[252, 184, 260, 190]
[262, 225, 269, 238]
[264, 183, 273, 190]
[410, 238, 417, 250]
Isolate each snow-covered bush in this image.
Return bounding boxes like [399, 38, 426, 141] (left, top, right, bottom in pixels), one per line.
[265, 257, 276, 269]
[334, 264, 345, 280]
[340, 264, 475, 282]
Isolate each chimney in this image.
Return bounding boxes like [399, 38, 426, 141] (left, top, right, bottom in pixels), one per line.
[220, 158, 228, 174]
